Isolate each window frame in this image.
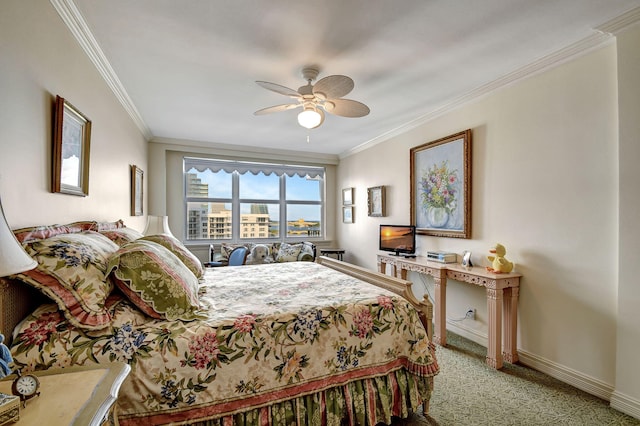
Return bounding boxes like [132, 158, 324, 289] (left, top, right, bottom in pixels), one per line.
[184, 158, 325, 244]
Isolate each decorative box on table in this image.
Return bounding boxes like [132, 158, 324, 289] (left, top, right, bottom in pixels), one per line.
[0, 393, 19, 425]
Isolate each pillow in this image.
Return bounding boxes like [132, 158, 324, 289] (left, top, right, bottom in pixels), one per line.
[275, 243, 302, 262]
[107, 240, 202, 321]
[91, 220, 125, 231]
[220, 243, 249, 262]
[13, 231, 119, 329]
[100, 227, 144, 247]
[13, 224, 83, 243]
[297, 242, 315, 262]
[140, 234, 204, 278]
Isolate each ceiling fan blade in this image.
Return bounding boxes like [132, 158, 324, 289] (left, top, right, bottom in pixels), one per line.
[313, 75, 354, 99]
[255, 81, 301, 98]
[324, 99, 370, 118]
[254, 103, 301, 115]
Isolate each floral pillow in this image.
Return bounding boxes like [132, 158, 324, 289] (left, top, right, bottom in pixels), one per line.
[13, 231, 119, 329]
[13, 223, 84, 244]
[107, 240, 202, 321]
[275, 243, 302, 262]
[141, 234, 204, 278]
[298, 242, 315, 262]
[99, 227, 144, 247]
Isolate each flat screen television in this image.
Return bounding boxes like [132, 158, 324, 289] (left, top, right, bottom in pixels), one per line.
[379, 225, 416, 257]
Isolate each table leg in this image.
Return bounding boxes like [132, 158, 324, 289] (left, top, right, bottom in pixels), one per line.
[502, 287, 519, 363]
[486, 287, 504, 369]
[433, 275, 447, 346]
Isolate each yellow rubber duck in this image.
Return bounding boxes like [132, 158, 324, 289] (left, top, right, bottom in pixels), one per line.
[486, 243, 513, 273]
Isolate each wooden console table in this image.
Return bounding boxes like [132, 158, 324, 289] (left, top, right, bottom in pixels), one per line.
[377, 254, 521, 369]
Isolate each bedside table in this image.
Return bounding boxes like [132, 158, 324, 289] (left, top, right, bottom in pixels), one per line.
[0, 362, 130, 426]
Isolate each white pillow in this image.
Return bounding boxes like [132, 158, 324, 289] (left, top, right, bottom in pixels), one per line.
[276, 243, 302, 262]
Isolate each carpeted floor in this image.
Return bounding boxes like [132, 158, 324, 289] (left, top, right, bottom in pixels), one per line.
[388, 332, 639, 425]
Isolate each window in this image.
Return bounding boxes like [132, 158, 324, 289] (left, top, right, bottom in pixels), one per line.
[184, 158, 324, 242]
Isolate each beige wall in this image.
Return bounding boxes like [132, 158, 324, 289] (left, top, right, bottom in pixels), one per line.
[0, 1, 147, 230]
[337, 41, 638, 411]
[3, 0, 638, 419]
[613, 23, 640, 417]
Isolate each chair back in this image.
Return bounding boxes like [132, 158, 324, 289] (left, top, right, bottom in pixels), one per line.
[228, 246, 248, 266]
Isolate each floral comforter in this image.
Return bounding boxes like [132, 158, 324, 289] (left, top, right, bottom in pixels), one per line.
[10, 262, 439, 425]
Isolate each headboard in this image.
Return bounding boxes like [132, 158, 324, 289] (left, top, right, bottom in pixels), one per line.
[0, 277, 47, 344]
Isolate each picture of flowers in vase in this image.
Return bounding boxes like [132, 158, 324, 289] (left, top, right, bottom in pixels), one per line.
[410, 129, 471, 239]
[420, 160, 458, 228]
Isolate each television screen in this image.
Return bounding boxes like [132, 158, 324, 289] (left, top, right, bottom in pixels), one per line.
[379, 225, 416, 256]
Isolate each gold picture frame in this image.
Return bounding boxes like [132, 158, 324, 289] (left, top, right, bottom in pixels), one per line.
[52, 95, 91, 196]
[410, 129, 472, 238]
[131, 165, 143, 216]
[367, 186, 386, 217]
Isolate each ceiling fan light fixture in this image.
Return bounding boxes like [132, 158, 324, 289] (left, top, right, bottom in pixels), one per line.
[298, 106, 324, 129]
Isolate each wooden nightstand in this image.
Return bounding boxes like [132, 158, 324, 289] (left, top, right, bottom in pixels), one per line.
[0, 362, 130, 426]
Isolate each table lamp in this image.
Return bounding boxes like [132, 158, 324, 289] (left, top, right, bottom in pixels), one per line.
[0, 197, 37, 379]
[0, 198, 36, 277]
[142, 215, 173, 237]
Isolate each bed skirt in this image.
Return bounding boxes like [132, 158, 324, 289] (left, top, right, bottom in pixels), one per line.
[141, 367, 434, 426]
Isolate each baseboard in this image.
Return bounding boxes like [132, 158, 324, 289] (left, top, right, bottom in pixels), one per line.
[610, 390, 640, 420]
[446, 321, 488, 347]
[516, 349, 614, 401]
[445, 322, 617, 403]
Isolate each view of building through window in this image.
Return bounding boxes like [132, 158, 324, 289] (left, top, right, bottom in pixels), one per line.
[184, 159, 324, 241]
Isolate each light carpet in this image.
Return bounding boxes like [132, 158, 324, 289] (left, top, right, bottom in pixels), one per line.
[388, 332, 639, 425]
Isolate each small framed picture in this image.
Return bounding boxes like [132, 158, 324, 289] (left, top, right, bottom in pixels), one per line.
[52, 95, 92, 196]
[342, 206, 353, 223]
[367, 186, 385, 217]
[131, 165, 143, 216]
[342, 187, 354, 205]
[462, 250, 473, 267]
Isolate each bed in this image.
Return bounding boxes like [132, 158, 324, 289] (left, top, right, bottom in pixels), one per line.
[0, 221, 438, 425]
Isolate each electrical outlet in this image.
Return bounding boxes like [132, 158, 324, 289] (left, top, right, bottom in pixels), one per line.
[465, 308, 475, 320]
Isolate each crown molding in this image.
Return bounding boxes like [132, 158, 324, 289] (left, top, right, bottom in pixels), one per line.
[343, 7, 640, 159]
[50, 0, 152, 139]
[341, 29, 615, 159]
[596, 6, 640, 35]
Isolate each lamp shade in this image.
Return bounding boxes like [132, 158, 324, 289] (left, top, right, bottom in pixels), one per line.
[0, 198, 37, 277]
[143, 215, 173, 237]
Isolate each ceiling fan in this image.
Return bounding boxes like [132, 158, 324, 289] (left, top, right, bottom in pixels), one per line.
[254, 66, 370, 130]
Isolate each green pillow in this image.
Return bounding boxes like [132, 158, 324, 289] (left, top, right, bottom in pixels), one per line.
[140, 234, 204, 278]
[107, 240, 202, 321]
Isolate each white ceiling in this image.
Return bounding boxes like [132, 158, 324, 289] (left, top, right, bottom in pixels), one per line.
[69, 0, 640, 156]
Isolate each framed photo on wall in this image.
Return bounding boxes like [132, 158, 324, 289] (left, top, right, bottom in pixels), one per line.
[52, 95, 92, 196]
[367, 186, 385, 217]
[410, 129, 472, 238]
[342, 187, 354, 205]
[131, 165, 143, 216]
[342, 206, 353, 223]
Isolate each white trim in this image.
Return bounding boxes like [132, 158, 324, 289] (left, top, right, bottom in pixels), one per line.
[446, 320, 487, 347]
[517, 349, 614, 402]
[596, 6, 640, 35]
[340, 31, 613, 159]
[446, 322, 616, 403]
[50, 0, 152, 139]
[610, 391, 640, 420]
[342, 7, 640, 159]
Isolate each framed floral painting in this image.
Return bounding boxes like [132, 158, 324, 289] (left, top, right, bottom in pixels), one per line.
[410, 129, 471, 238]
